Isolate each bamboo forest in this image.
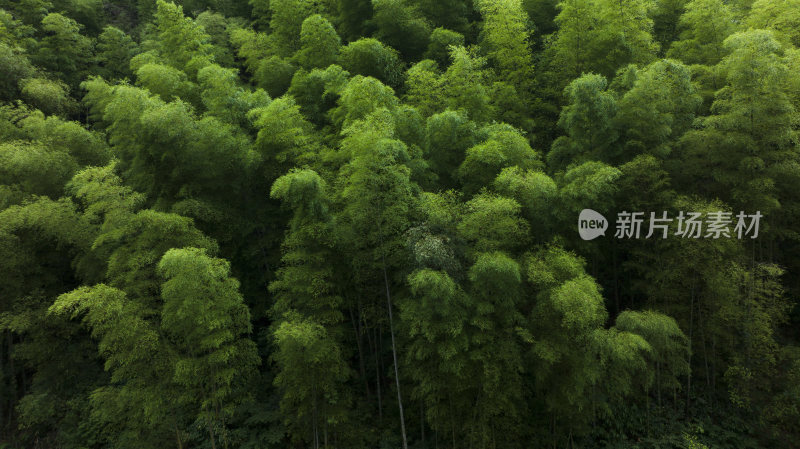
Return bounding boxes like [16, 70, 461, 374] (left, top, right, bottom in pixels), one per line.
[0, 0, 799, 447]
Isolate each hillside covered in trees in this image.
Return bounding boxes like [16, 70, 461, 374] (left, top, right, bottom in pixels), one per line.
[1, 0, 800, 447]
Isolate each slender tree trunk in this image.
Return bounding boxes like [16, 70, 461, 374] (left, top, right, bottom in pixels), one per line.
[469, 391, 480, 449]
[0, 331, 4, 440]
[700, 309, 710, 390]
[656, 360, 662, 407]
[592, 383, 597, 430]
[686, 279, 695, 413]
[379, 321, 385, 382]
[313, 381, 319, 449]
[210, 382, 230, 449]
[613, 240, 620, 315]
[6, 332, 12, 430]
[207, 412, 217, 449]
[711, 336, 717, 392]
[370, 323, 382, 420]
[383, 261, 408, 449]
[374, 197, 408, 448]
[175, 424, 183, 449]
[629, 271, 637, 310]
[450, 397, 456, 449]
[673, 387, 677, 415]
[254, 225, 272, 288]
[8, 334, 15, 404]
[646, 389, 651, 437]
[350, 305, 370, 399]
[19, 356, 26, 395]
[421, 400, 425, 447]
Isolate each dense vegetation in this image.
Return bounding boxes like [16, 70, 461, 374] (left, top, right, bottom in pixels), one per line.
[0, 0, 799, 447]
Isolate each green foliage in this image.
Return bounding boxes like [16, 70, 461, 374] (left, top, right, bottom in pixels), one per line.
[0, 141, 77, 198]
[94, 26, 138, 80]
[746, 0, 800, 49]
[371, 0, 431, 60]
[250, 96, 317, 177]
[650, 0, 687, 51]
[229, 25, 271, 73]
[404, 59, 445, 117]
[194, 11, 237, 67]
[548, 73, 619, 169]
[294, 14, 340, 70]
[546, 0, 659, 84]
[338, 125, 417, 262]
[614, 59, 701, 160]
[0, 43, 35, 101]
[335, 0, 373, 40]
[550, 59, 702, 169]
[197, 63, 271, 130]
[287, 63, 349, 125]
[411, 0, 470, 32]
[82, 80, 255, 207]
[458, 193, 529, 253]
[272, 313, 350, 445]
[441, 46, 494, 122]
[615, 310, 690, 394]
[476, 0, 534, 92]
[6, 109, 111, 165]
[406, 45, 499, 125]
[32, 13, 92, 88]
[101, 209, 218, 304]
[678, 29, 799, 216]
[66, 163, 145, 231]
[400, 268, 471, 440]
[338, 37, 404, 88]
[556, 161, 622, 225]
[149, 0, 214, 77]
[18, 77, 76, 116]
[721, 263, 791, 409]
[523, 0, 558, 39]
[458, 123, 542, 194]
[424, 109, 477, 188]
[666, 0, 737, 65]
[493, 166, 558, 239]
[331, 75, 398, 128]
[46, 247, 260, 449]
[158, 247, 260, 423]
[423, 27, 464, 67]
[135, 62, 200, 105]
[268, 0, 324, 56]
[255, 55, 297, 97]
[2, 1, 800, 447]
